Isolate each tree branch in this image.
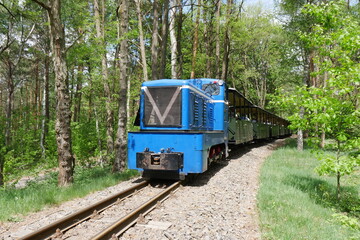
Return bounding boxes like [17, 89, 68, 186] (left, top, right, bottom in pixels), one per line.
[65, 30, 88, 53]
[0, 39, 15, 55]
[31, 0, 51, 11]
[0, 2, 16, 19]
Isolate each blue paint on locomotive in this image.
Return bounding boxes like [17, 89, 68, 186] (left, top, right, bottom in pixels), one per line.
[128, 131, 225, 173]
[127, 78, 228, 178]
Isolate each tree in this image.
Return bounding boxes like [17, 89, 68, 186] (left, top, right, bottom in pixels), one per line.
[113, 0, 129, 172]
[190, 0, 201, 79]
[32, 0, 75, 187]
[278, 0, 360, 199]
[0, 1, 36, 186]
[135, 0, 148, 82]
[169, 0, 179, 79]
[93, 0, 114, 156]
[159, 0, 170, 79]
[151, 0, 160, 80]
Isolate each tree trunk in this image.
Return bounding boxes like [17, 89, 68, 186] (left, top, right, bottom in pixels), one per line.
[151, 0, 160, 80]
[73, 64, 83, 122]
[33, 0, 75, 186]
[190, 0, 201, 79]
[94, 0, 114, 155]
[0, 159, 3, 186]
[5, 58, 14, 148]
[40, 54, 50, 158]
[159, 0, 169, 79]
[135, 0, 148, 82]
[215, 0, 221, 79]
[221, 0, 233, 81]
[204, 1, 215, 78]
[34, 58, 40, 130]
[337, 171, 341, 200]
[94, 106, 103, 163]
[169, 0, 178, 79]
[176, 0, 183, 78]
[336, 140, 341, 200]
[297, 103, 305, 151]
[113, 0, 129, 172]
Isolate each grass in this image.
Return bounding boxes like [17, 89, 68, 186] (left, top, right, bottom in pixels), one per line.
[0, 166, 139, 222]
[258, 138, 360, 240]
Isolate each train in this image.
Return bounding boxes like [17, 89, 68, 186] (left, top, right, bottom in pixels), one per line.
[128, 78, 290, 180]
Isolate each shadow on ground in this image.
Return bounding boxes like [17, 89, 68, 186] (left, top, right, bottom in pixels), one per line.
[284, 174, 360, 218]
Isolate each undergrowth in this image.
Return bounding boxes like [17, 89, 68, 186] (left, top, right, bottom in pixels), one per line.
[0, 166, 139, 222]
[258, 138, 360, 240]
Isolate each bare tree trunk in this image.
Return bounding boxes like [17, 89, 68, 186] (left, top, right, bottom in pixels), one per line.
[5, 58, 14, 148]
[159, 0, 169, 79]
[33, 0, 75, 186]
[204, 1, 215, 78]
[215, 0, 221, 79]
[190, 0, 201, 79]
[297, 48, 310, 151]
[151, 0, 160, 80]
[176, 0, 183, 78]
[113, 0, 129, 172]
[40, 54, 50, 158]
[73, 64, 83, 122]
[34, 58, 40, 130]
[135, 0, 148, 82]
[221, 0, 233, 81]
[94, 106, 103, 164]
[94, 0, 114, 155]
[169, 0, 178, 79]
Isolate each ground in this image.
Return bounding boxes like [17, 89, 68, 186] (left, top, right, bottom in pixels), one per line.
[1, 139, 286, 240]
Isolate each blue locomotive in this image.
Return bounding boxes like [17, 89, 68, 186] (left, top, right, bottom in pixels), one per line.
[128, 78, 290, 179]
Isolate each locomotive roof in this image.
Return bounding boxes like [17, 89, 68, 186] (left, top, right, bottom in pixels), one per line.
[142, 78, 224, 87]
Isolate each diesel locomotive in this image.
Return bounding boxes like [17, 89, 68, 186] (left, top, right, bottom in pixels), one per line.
[128, 78, 290, 179]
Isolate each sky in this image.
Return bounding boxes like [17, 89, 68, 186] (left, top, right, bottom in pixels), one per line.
[244, 0, 276, 10]
[243, 0, 359, 11]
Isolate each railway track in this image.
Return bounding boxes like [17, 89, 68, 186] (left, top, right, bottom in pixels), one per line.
[19, 180, 181, 240]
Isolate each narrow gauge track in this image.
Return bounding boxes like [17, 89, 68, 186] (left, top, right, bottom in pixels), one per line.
[19, 180, 181, 240]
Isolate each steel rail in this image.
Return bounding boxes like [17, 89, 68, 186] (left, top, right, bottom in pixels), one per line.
[92, 181, 181, 240]
[19, 181, 148, 240]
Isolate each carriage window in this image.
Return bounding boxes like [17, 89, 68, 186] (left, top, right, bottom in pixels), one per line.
[202, 83, 220, 95]
[143, 87, 182, 127]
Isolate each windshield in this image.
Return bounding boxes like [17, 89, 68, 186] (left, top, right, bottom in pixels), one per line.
[143, 87, 182, 127]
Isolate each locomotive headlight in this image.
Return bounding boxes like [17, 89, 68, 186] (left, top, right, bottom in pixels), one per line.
[218, 80, 224, 86]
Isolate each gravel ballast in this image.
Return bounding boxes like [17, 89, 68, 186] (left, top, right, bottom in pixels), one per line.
[1, 139, 286, 239]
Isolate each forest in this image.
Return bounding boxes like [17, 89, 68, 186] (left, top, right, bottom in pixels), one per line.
[0, 0, 359, 188]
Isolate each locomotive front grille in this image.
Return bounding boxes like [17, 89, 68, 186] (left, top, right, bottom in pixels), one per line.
[136, 152, 184, 170]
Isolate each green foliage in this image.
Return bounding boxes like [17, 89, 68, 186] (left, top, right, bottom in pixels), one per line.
[316, 154, 359, 177]
[258, 139, 360, 239]
[332, 213, 360, 230]
[229, 7, 299, 107]
[0, 166, 139, 222]
[72, 120, 103, 164]
[272, 0, 360, 198]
